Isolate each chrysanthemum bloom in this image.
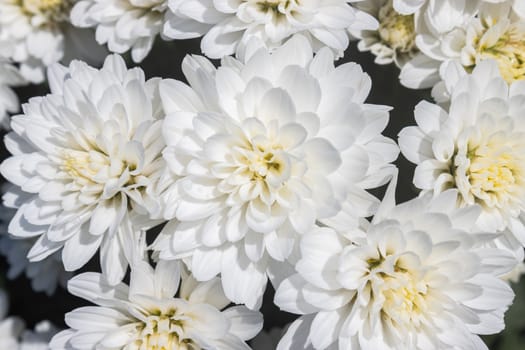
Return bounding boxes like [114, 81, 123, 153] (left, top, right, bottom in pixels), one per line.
[0, 55, 167, 284]
[155, 35, 399, 309]
[352, 0, 419, 67]
[163, 0, 378, 59]
[71, 0, 168, 63]
[400, 2, 525, 89]
[0, 0, 105, 83]
[275, 184, 516, 349]
[0, 58, 25, 127]
[399, 59, 525, 246]
[50, 260, 263, 349]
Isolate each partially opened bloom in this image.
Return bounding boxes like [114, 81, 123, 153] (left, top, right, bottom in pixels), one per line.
[0, 55, 166, 284]
[50, 260, 263, 349]
[71, 0, 169, 62]
[275, 184, 516, 349]
[399, 59, 525, 246]
[155, 35, 399, 309]
[163, 0, 378, 59]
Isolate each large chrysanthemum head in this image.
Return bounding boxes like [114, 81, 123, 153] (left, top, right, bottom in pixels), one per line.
[163, 0, 378, 59]
[353, 0, 418, 67]
[50, 261, 263, 349]
[154, 35, 398, 309]
[70, 0, 168, 62]
[400, 59, 525, 244]
[275, 185, 516, 350]
[0, 55, 166, 284]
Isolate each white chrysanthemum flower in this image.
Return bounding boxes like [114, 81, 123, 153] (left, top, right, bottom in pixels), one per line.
[400, 1, 525, 89]
[154, 35, 399, 309]
[20, 321, 60, 350]
[352, 0, 418, 67]
[460, 2, 525, 83]
[50, 260, 263, 349]
[274, 183, 516, 350]
[163, 0, 378, 59]
[0, 290, 25, 350]
[0, 0, 107, 83]
[71, 0, 168, 63]
[0, 54, 167, 285]
[0, 202, 71, 296]
[0, 58, 25, 128]
[399, 60, 525, 247]
[0, 0, 73, 82]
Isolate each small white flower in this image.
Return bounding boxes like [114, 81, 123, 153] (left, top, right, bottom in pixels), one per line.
[0, 202, 71, 296]
[0, 58, 25, 128]
[399, 60, 525, 247]
[0, 55, 166, 284]
[50, 260, 263, 349]
[163, 0, 378, 59]
[71, 0, 169, 63]
[274, 183, 516, 350]
[352, 0, 418, 67]
[154, 35, 399, 309]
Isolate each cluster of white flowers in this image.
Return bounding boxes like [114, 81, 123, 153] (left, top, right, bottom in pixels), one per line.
[0, 0, 524, 349]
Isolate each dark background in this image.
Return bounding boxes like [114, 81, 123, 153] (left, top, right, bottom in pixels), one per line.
[1, 37, 524, 349]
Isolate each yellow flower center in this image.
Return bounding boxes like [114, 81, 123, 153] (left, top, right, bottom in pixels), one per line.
[61, 151, 110, 185]
[246, 146, 286, 181]
[255, 0, 290, 13]
[382, 276, 427, 319]
[474, 24, 525, 83]
[465, 141, 523, 208]
[21, 0, 71, 21]
[378, 1, 416, 53]
[137, 313, 196, 350]
[367, 253, 429, 329]
[60, 149, 139, 194]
